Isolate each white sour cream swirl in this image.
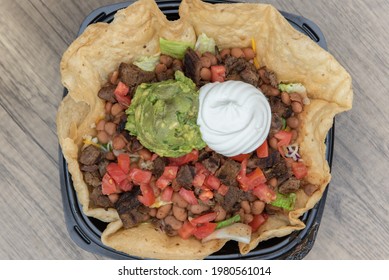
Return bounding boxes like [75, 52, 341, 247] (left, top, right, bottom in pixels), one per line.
[197, 81, 271, 157]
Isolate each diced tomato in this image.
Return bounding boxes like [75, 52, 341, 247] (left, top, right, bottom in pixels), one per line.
[190, 212, 218, 225]
[178, 221, 196, 239]
[249, 214, 268, 232]
[204, 175, 221, 190]
[101, 173, 118, 195]
[199, 190, 214, 201]
[230, 153, 251, 162]
[192, 173, 206, 188]
[118, 178, 133, 192]
[210, 65, 226, 82]
[117, 153, 130, 174]
[252, 184, 277, 203]
[256, 140, 269, 158]
[156, 176, 170, 189]
[193, 222, 217, 239]
[179, 188, 198, 205]
[245, 168, 266, 187]
[292, 161, 308, 179]
[161, 186, 174, 202]
[115, 94, 132, 108]
[169, 150, 199, 166]
[274, 130, 293, 156]
[106, 163, 127, 184]
[129, 168, 152, 185]
[137, 183, 155, 206]
[217, 184, 229, 196]
[114, 81, 129, 96]
[161, 166, 179, 180]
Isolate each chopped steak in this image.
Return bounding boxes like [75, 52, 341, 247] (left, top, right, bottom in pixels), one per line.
[90, 186, 113, 209]
[176, 165, 195, 189]
[264, 160, 291, 184]
[83, 171, 101, 187]
[247, 150, 282, 170]
[202, 153, 221, 174]
[215, 159, 241, 188]
[278, 177, 300, 194]
[198, 149, 211, 161]
[152, 157, 169, 177]
[269, 113, 283, 139]
[219, 185, 243, 213]
[79, 145, 101, 165]
[97, 84, 117, 103]
[80, 164, 99, 172]
[224, 56, 259, 86]
[115, 188, 150, 228]
[183, 48, 201, 85]
[118, 63, 156, 96]
[98, 159, 110, 177]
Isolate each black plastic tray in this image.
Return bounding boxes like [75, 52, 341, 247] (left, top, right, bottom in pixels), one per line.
[59, 0, 334, 260]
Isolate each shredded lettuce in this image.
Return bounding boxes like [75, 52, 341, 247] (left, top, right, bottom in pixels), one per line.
[270, 192, 296, 211]
[216, 214, 241, 229]
[133, 53, 160, 71]
[278, 83, 306, 94]
[194, 33, 216, 54]
[159, 37, 194, 59]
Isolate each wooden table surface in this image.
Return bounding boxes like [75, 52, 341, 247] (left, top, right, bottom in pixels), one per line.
[1, 0, 388, 260]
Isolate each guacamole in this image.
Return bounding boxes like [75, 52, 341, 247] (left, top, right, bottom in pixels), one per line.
[125, 71, 206, 157]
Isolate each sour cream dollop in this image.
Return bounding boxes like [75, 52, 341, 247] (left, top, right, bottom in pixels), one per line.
[197, 81, 271, 157]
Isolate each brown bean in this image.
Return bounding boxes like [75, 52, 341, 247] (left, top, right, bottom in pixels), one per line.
[268, 177, 278, 188]
[172, 205, 187, 222]
[113, 112, 124, 124]
[138, 148, 152, 161]
[200, 56, 211, 68]
[220, 48, 230, 59]
[244, 214, 254, 224]
[172, 59, 183, 71]
[281, 92, 291, 105]
[105, 151, 115, 160]
[164, 215, 183, 231]
[290, 92, 302, 103]
[287, 116, 299, 129]
[156, 204, 172, 219]
[230, 47, 244, 58]
[149, 208, 157, 217]
[291, 101, 303, 113]
[97, 131, 109, 144]
[111, 103, 124, 116]
[242, 47, 255, 60]
[200, 67, 212, 81]
[105, 102, 113, 114]
[258, 68, 269, 84]
[96, 119, 106, 131]
[113, 135, 126, 150]
[110, 70, 119, 84]
[172, 192, 188, 208]
[251, 200, 265, 215]
[214, 204, 226, 222]
[104, 121, 117, 135]
[190, 203, 210, 215]
[160, 55, 173, 68]
[108, 193, 119, 204]
[203, 52, 217, 65]
[291, 129, 298, 142]
[269, 137, 278, 150]
[155, 63, 167, 74]
[240, 200, 251, 214]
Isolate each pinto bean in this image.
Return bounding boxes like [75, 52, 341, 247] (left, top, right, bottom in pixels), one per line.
[240, 200, 251, 214]
[149, 208, 157, 217]
[200, 56, 211, 68]
[138, 148, 152, 161]
[203, 52, 217, 65]
[290, 92, 302, 103]
[189, 203, 210, 215]
[160, 55, 173, 68]
[220, 48, 230, 59]
[104, 122, 117, 135]
[108, 194, 119, 204]
[231, 47, 244, 58]
[156, 204, 172, 219]
[242, 47, 255, 60]
[281, 92, 291, 105]
[287, 116, 299, 129]
[172, 205, 187, 222]
[269, 137, 278, 150]
[172, 192, 188, 208]
[105, 102, 113, 114]
[97, 131, 109, 144]
[112, 135, 126, 150]
[251, 200, 265, 215]
[164, 215, 183, 231]
[155, 63, 167, 74]
[200, 67, 212, 81]
[96, 119, 106, 131]
[268, 178, 278, 188]
[110, 70, 119, 84]
[291, 101, 303, 113]
[244, 214, 254, 224]
[111, 103, 124, 116]
[214, 204, 226, 222]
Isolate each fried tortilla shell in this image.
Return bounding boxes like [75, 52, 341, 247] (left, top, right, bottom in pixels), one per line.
[57, 0, 353, 259]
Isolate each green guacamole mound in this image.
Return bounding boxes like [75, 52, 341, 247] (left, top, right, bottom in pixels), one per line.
[125, 71, 206, 157]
